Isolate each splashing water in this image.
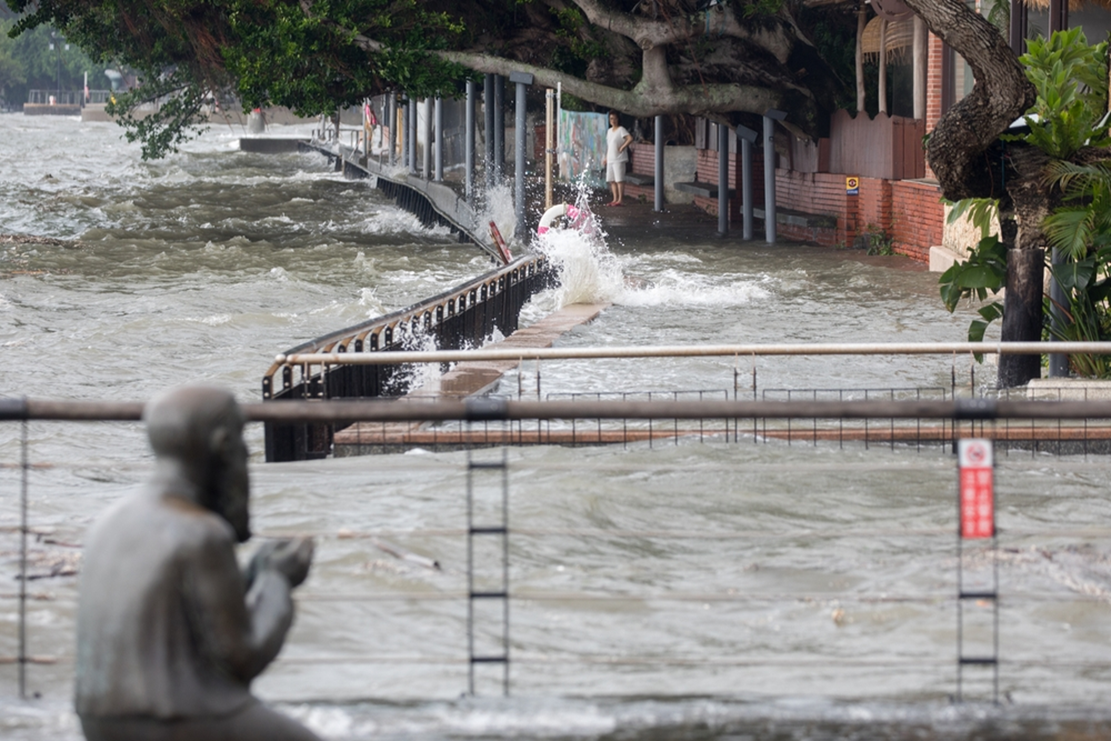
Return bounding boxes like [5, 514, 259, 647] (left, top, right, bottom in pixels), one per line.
[475, 181, 517, 253]
[532, 183, 625, 307]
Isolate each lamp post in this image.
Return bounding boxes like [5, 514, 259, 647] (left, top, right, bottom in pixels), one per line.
[48, 30, 70, 103]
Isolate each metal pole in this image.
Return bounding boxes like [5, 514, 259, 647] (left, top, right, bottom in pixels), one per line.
[1049, 247, 1069, 377]
[408, 98, 417, 175]
[422, 98, 432, 180]
[738, 125, 757, 241]
[494, 75, 505, 180]
[718, 123, 729, 237]
[388, 95, 397, 166]
[19, 415, 27, 699]
[510, 72, 533, 241]
[654, 115, 664, 212]
[434, 98, 443, 182]
[763, 110, 786, 244]
[281, 340, 1111, 366]
[545, 89, 554, 211]
[466, 81, 476, 201]
[400, 99, 409, 169]
[484, 74, 495, 188]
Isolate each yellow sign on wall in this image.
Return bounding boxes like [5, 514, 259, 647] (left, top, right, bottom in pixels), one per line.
[846, 176, 859, 195]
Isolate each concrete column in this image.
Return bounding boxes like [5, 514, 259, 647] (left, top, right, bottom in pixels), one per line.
[654, 115, 664, 212]
[408, 98, 417, 175]
[434, 97, 443, 182]
[400, 99, 409, 169]
[913, 17, 927, 120]
[717, 123, 729, 237]
[387, 95, 397, 166]
[763, 110, 785, 244]
[422, 98, 432, 179]
[494, 75, 505, 179]
[738, 125, 757, 241]
[510, 71, 534, 242]
[878, 20, 888, 116]
[465, 81, 476, 201]
[484, 74, 495, 188]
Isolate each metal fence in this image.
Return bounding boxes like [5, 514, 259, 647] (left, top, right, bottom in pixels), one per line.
[5, 395, 1111, 706]
[25, 90, 111, 106]
[270, 341, 1111, 458]
[261, 254, 555, 462]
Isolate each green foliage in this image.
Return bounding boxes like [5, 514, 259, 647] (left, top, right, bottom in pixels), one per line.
[107, 71, 209, 159]
[1047, 245, 1111, 377]
[946, 196, 998, 241]
[862, 224, 893, 256]
[738, 0, 783, 19]
[939, 233, 1007, 313]
[0, 20, 99, 105]
[6, 0, 470, 157]
[550, 6, 606, 78]
[1017, 28, 1110, 159]
[1043, 160, 1111, 260]
[939, 197, 1008, 359]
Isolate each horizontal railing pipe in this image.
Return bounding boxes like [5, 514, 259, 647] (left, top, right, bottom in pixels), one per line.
[7, 398, 1111, 423]
[277, 341, 1111, 367]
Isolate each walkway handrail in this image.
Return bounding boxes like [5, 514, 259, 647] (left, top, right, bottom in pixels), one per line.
[6, 397, 1111, 422]
[276, 341, 1111, 367]
[262, 253, 551, 391]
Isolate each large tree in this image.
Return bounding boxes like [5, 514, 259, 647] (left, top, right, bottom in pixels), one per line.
[5, 0, 849, 156]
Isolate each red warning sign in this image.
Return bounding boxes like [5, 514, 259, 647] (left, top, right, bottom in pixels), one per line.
[958, 439, 994, 539]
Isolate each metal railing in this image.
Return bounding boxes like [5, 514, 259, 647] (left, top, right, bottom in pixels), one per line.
[261, 254, 556, 462]
[267, 341, 1111, 458]
[5, 396, 1111, 706]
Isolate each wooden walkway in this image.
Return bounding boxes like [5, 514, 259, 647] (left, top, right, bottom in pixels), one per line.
[333, 303, 608, 452]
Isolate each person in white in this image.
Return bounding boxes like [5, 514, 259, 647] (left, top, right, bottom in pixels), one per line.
[602, 110, 633, 206]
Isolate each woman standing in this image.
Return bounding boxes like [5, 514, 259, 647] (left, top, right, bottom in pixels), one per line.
[602, 110, 633, 206]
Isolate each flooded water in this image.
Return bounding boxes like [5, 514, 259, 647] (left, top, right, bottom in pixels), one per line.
[2, 115, 1111, 740]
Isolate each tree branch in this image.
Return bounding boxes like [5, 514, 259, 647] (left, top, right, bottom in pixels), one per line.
[570, 0, 794, 63]
[437, 49, 790, 118]
[900, 0, 1034, 200]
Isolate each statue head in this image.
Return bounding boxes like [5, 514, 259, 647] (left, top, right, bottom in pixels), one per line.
[144, 386, 251, 542]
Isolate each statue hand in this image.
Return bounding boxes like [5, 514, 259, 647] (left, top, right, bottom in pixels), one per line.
[248, 537, 314, 588]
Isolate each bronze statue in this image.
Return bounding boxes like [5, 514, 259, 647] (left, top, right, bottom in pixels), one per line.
[75, 386, 320, 741]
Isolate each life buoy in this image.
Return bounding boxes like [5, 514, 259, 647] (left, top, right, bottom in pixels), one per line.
[537, 203, 582, 235]
[489, 221, 511, 264]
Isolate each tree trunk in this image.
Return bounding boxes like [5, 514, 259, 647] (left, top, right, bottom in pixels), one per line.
[997, 247, 1044, 388]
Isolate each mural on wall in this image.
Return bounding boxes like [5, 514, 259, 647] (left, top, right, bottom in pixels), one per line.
[558, 108, 608, 189]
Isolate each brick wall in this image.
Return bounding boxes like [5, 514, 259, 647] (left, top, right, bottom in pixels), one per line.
[925, 32, 945, 180]
[891, 179, 943, 262]
[776, 171, 854, 247]
[688, 149, 767, 221]
[765, 171, 942, 260]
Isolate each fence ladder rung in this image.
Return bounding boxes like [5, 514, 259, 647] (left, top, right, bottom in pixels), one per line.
[959, 591, 997, 600]
[471, 655, 508, 664]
